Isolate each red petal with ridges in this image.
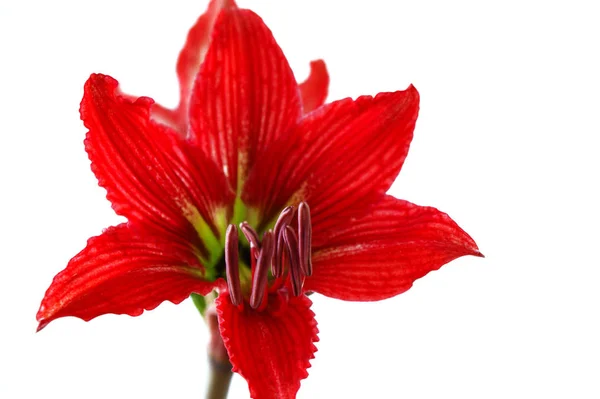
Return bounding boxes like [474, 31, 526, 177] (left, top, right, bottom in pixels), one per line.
[243, 86, 419, 233]
[189, 8, 302, 193]
[303, 196, 481, 301]
[82, 74, 234, 248]
[216, 292, 318, 399]
[151, 0, 238, 134]
[37, 223, 219, 331]
[299, 59, 329, 114]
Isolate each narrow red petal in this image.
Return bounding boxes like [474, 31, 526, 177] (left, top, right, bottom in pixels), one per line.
[304, 196, 482, 301]
[152, 0, 238, 134]
[298, 59, 329, 114]
[243, 86, 419, 232]
[81, 74, 234, 248]
[189, 8, 302, 193]
[176, 0, 237, 107]
[37, 223, 219, 330]
[216, 292, 318, 399]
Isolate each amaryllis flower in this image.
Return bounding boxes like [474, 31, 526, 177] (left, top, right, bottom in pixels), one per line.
[37, 1, 482, 398]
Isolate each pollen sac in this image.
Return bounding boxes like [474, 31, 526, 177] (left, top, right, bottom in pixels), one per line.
[272, 205, 295, 277]
[225, 224, 242, 306]
[283, 226, 304, 296]
[249, 230, 275, 309]
[297, 202, 313, 276]
[240, 221, 261, 251]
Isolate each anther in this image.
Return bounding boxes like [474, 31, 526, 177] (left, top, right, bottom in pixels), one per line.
[297, 202, 313, 276]
[225, 224, 242, 306]
[249, 230, 274, 309]
[240, 221, 261, 252]
[283, 226, 304, 296]
[272, 206, 295, 277]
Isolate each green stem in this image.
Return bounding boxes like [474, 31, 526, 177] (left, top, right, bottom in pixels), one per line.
[206, 356, 233, 399]
[205, 304, 232, 399]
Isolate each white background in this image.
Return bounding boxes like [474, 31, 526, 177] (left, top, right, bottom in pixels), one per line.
[1, 0, 599, 398]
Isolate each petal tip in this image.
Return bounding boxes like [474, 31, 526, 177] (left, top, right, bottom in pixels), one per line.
[406, 84, 420, 100]
[85, 73, 118, 91]
[221, 0, 238, 9]
[36, 319, 50, 333]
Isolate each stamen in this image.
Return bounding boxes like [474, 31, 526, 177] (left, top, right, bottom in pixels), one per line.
[249, 230, 274, 309]
[272, 205, 295, 277]
[240, 221, 261, 252]
[225, 224, 242, 306]
[283, 226, 304, 296]
[297, 202, 313, 276]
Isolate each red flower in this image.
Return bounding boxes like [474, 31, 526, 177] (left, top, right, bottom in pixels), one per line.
[37, 1, 482, 398]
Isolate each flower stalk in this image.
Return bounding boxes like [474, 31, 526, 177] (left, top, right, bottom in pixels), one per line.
[206, 306, 232, 399]
[206, 357, 232, 399]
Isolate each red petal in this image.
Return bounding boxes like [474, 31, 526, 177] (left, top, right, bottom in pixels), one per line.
[243, 86, 419, 233]
[303, 196, 482, 301]
[151, 0, 238, 133]
[81, 74, 234, 249]
[37, 223, 219, 331]
[216, 292, 318, 399]
[149, 103, 185, 136]
[189, 8, 302, 193]
[298, 59, 329, 114]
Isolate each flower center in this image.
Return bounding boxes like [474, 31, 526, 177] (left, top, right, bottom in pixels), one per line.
[224, 202, 312, 310]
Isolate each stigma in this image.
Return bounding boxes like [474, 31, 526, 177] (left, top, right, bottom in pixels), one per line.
[224, 202, 312, 310]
